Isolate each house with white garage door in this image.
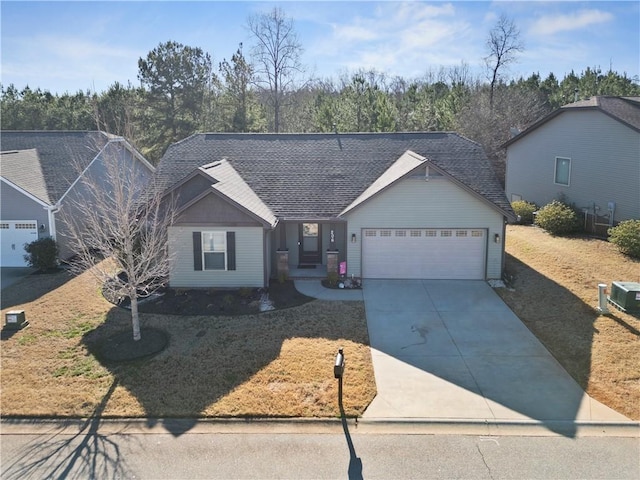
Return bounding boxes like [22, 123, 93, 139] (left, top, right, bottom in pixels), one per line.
[156, 132, 515, 287]
[1, 131, 154, 267]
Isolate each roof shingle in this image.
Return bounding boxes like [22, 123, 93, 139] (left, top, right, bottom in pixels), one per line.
[1, 131, 109, 203]
[156, 132, 513, 219]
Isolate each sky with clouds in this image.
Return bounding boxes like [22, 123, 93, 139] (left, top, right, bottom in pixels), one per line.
[1, 1, 638, 94]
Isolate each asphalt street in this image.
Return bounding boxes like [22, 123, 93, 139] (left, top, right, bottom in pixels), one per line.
[1, 422, 638, 479]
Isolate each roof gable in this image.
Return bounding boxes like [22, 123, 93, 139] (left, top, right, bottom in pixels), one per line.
[341, 150, 426, 215]
[156, 132, 513, 220]
[201, 160, 277, 227]
[504, 96, 640, 147]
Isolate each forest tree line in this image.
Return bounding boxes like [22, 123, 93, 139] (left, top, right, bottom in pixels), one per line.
[1, 9, 638, 182]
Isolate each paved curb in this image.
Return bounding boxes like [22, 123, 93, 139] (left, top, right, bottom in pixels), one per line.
[2, 417, 638, 438]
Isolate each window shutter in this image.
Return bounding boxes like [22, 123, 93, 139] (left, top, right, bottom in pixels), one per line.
[193, 232, 202, 271]
[227, 231, 236, 271]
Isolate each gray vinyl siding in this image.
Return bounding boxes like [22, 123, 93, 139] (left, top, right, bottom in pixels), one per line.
[57, 143, 154, 260]
[343, 177, 505, 279]
[169, 225, 265, 288]
[0, 183, 52, 238]
[506, 110, 640, 221]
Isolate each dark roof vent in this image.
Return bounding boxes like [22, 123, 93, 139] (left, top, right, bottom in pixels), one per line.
[332, 123, 342, 150]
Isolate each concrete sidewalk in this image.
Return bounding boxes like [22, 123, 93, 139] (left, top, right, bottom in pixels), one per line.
[294, 279, 363, 301]
[360, 280, 630, 432]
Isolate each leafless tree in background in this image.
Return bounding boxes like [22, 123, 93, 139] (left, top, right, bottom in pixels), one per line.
[485, 14, 524, 110]
[247, 7, 305, 132]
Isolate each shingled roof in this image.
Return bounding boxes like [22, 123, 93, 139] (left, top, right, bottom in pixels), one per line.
[504, 96, 640, 147]
[156, 132, 513, 220]
[0, 131, 110, 203]
[0, 149, 53, 205]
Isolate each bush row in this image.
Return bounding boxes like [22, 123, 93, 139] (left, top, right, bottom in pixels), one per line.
[511, 200, 640, 259]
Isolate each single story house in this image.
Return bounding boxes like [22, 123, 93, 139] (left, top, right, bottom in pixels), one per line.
[505, 96, 640, 234]
[1, 131, 154, 266]
[156, 132, 515, 288]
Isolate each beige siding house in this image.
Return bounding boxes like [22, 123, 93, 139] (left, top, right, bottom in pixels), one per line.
[156, 132, 515, 288]
[505, 96, 640, 233]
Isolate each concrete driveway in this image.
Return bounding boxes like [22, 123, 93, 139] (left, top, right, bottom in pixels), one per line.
[0, 267, 34, 291]
[361, 280, 628, 430]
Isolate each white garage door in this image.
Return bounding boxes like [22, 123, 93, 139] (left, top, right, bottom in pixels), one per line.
[362, 228, 486, 280]
[1, 221, 38, 267]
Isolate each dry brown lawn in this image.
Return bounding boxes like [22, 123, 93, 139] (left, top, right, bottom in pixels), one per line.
[1, 269, 376, 419]
[497, 225, 640, 420]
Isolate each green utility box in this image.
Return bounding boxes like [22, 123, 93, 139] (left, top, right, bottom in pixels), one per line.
[4, 310, 28, 330]
[608, 282, 640, 313]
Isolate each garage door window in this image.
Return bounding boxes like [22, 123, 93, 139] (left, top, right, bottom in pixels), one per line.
[441, 230, 452, 237]
[16, 223, 37, 229]
[456, 230, 468, 237]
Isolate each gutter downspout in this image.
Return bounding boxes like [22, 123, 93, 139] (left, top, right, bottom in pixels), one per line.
[46, 204, 60, 241]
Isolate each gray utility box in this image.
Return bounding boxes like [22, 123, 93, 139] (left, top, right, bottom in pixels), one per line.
[608, 282, 640, 313]
[4, 310, 28, 330]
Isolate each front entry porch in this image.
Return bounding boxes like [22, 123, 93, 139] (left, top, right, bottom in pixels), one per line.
[288, 264, 328, 279]
[272, 220, 346, 280]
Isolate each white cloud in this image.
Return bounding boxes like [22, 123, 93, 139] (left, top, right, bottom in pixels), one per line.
[529, 9, 614, 36]
[310, 1, 474, 78]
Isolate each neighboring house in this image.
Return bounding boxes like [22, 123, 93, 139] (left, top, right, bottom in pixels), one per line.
[156, 132, 515, 288]
[505, 96, 640, 234]
[1, 131, 155, 266]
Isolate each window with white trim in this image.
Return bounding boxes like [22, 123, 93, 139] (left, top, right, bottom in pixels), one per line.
[555, 157, 571, 186]
[202, 231, 227, 270]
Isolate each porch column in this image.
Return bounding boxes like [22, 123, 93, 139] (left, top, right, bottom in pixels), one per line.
[326, 249, 339, 275]
[276, 249, 289, 280]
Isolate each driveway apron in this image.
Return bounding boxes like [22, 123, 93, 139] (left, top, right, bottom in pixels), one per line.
[361, 280, 628, 426]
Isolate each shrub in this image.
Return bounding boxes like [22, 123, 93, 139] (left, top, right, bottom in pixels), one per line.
[608, 220, 640, 258]
[534, 200, 581, 236]
[511, 200, 538, 225]
[326, 271, 340, 287]
[23, 237, 59, 271]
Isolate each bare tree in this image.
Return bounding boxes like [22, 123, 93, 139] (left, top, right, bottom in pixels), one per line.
[247, 7, 305, 132]
[456, 84, 550, 185]
[484, 14, 523, 109]
[63, 127, 175, 341]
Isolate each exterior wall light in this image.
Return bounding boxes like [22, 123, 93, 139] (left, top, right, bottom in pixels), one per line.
[351, 233, 356, 243]
[494, 233, 501, 244]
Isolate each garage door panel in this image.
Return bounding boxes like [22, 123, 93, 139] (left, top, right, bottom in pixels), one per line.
[1, 220, 38, 267]
[362, 228, 485, 280]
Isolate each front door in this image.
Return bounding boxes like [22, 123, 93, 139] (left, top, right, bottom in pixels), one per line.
[299, 223, 321, 264]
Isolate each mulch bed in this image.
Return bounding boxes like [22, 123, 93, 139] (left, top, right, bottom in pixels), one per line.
[95, 327, 169, 363]
[115, 280, 313, 316]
